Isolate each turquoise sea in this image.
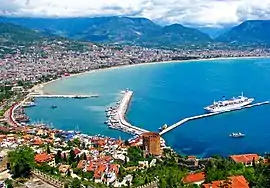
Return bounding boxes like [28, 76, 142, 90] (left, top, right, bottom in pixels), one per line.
[25, 58, 270, 158]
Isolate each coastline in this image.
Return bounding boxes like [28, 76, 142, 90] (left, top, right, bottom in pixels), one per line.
[34, 55, 269, 94]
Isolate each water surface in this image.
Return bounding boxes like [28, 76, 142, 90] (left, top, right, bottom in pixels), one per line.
[25, 58, 270, 157]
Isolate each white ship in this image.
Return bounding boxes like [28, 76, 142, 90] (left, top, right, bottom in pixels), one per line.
[204, 93, 254, 113]
[22, 101, 36, 108]
[229, 132, 245, 138]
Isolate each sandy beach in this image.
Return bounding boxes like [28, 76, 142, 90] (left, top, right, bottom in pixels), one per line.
[32, 56, 269, 94]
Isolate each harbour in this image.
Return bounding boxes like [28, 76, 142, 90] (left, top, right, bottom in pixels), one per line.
[105, 90, 149, 135]
[159, 101, 270, 135]
[24, 58, 270, 157]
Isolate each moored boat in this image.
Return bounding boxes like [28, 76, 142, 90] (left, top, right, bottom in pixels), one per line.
[22, 101, 36, 108]
[204, 93, 254, 113]
[159, 124, 168, 131]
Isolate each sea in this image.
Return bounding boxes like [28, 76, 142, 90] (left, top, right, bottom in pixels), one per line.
[25, 57, 270, 158]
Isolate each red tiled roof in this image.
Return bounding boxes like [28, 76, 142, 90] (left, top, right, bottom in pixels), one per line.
[74, 148, 81, 155]
[77, 160, 87, 169]
[35, 153, 54, 163]
[94, 164, 107, 179]
[202, 175, 249, 188]
[187, 156, 197, 160]
[230, 154, 259, 163]
[33, 139, 43, 145]
[182, 172, 205, 184]
[109, 164, 119, 174]
[87, 162, 95, 172]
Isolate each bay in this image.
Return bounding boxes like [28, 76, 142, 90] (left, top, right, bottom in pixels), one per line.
[25, 58, 270, 157]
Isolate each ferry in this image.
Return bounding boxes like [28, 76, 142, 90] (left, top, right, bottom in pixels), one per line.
[204, 93, 254, 113]
[229, 132, 245, 138]
[22, 102, 36, 108]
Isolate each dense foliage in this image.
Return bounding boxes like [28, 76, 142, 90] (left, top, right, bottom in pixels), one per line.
[8, 146, 35, 178]
[203, 156, 270, 188]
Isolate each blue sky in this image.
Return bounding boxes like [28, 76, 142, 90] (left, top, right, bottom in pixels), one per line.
[1, 0, 270, 27]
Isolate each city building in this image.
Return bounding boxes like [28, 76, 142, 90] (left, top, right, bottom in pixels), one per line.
[34, 153, 55, 167]
[202, 175, 249, 188]
[141, 132, 161, 156]
[229, 154, 260, 166]
[182, 172, 205, 185]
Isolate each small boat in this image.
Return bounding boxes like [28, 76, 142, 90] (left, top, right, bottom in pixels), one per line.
[229, 132, 245, 138]
[159, 124, 168, 131]
[22, 102, 36, 108]
[51, 105, 57, 109]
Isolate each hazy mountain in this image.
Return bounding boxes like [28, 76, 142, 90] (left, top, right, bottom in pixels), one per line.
[216, 20, 270, 45]
[0, 22, 45, 44]
[196, 27, 231, 39]
[0, 16, 212, 46]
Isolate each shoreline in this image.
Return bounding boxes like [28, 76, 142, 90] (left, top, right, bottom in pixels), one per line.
[33, 56, 269, 94]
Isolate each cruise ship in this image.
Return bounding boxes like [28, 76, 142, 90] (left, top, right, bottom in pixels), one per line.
[204, 93, 254, 113]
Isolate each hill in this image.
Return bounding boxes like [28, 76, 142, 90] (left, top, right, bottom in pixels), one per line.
[0, 22, 45, 45]
[216, 20, 270, 45]
[0, 16, 212, 46]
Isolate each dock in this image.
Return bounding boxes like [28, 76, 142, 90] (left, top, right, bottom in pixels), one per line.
[159, 101, 269, 136]
[105, 90, 149, 135]
[29, 94, 99, 99]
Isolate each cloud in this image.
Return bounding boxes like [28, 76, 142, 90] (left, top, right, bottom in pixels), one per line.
[0, 0, 269, 27]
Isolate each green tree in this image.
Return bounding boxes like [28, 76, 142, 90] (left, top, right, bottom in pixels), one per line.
[55, 150, 62, 164]
[83, 152, 87, 160]
[73, 138, 80, 146]
[67, 168, 71, 176]
[8, 146, 34, 178]
[5, 179, 13, 188]
[64, 183, 69, 188]
[69, 150, 76, 164]
[63, 153, 68, 163]
[70, 178, 81, 188]
[81, 142, 86, 150]
[124, 140, 130, 146]
[46, 144, 51, 154]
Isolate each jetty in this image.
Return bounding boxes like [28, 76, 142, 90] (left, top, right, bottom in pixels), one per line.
[105, 90, 149, 135]
[159, 101, 269, 135]
[29, 94, 98, 99]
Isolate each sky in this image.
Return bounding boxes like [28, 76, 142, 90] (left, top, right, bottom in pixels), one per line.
[0, 0, 270, 27]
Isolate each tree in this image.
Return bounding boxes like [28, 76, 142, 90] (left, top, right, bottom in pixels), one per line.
[81, 142, 86, 150]
[73, 138, 80, 146]
[67, 168, 71, 176]
[46, 144, 51, 154]
[63, 153, 68, 163]
[5, 179, 13, 188]
[55, 150, 62, 164]
[69, 150, 76, 164]
[83, 152, 87, 160]
[8, 146, 34, 178]
[124, 140, 130, 146]
[70, 178, 81, 188]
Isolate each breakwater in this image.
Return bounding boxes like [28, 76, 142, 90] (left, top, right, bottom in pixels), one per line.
[105, 90, 149, 135]
[159, 101, 270, 135]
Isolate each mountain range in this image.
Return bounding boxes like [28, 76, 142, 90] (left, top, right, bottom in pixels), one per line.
[0, 17, 212, 46]
[0, 22, 45, 45]
[0, 16, 269, 47]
